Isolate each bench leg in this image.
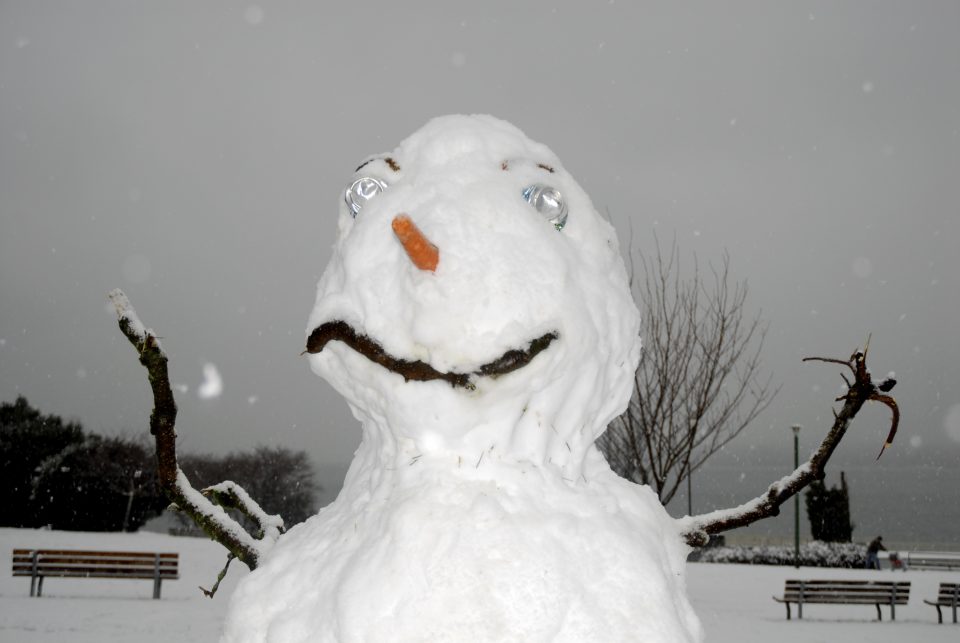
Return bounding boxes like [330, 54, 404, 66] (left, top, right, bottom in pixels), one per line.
[29, 550, 40, 597]
[798, 601, 802, 620]
[933, 605, 942, 624]
[875, 604, 881, 621]
[152, 553, 162, 599]
[37, 576, 44, 598]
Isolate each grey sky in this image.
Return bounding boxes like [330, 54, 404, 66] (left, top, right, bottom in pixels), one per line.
[2, 2, 958, 539]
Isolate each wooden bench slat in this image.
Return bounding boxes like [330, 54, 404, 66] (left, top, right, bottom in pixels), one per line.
[13, 570, 179, 579]
[784, 590, 909, 600]
[930, 583, 959, 605]
[14, 565, 178, 577]
[13, 560, 178, 568]
[14, 554, 178, 562]
[784, 580, 908, 587]
[782, 597, 909, 605]
[13, 570, 179, 578]
[786, 585, 909, 594]
[775, 578, 911, 622]
[782, 594, 910, 601]
[13, 549, 177, 558]
[10, 548, 180, 599]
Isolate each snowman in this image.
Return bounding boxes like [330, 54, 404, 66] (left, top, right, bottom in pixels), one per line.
[222, 115, 702, 642]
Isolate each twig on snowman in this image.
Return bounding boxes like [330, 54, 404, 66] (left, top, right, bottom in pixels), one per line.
[677, 338, 899, 547]
[108, 289, 282, 584]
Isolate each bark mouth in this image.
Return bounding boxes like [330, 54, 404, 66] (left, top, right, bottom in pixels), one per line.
[305, 320, 558, 390]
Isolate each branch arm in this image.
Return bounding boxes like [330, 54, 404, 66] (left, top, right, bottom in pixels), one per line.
[802, 356, 856, 371]
[677, 395, 859, 546]
[203, 481, 285, 543]
[109, 289, 267, 569]
[678, 347, 897, 547]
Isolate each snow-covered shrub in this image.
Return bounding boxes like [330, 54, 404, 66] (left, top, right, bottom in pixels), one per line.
[693, 540, 867, 567]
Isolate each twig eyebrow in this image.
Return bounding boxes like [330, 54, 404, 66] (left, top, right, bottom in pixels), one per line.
[354, 157, 401, 173]
[500, 160, 556, 173]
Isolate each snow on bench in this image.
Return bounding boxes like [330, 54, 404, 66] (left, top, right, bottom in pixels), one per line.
[11, 549, 179, 599]
[772, 579, 910, 621]
[903, 551, 960, 571]
[924, 582, 959, 624]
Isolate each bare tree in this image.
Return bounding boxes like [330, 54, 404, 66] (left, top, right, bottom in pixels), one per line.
[598, 237, 778, 505]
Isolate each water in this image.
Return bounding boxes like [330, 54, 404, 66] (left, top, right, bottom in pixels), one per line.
[667, 460, 960, 551]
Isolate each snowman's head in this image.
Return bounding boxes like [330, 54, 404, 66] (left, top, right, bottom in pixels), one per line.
[307, 115, 639, 473]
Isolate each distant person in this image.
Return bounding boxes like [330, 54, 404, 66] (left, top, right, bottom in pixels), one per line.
[888, 551, 906, 571]
[865, 536, 886, 569]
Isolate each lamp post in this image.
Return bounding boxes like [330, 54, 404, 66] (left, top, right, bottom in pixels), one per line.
[792, 424, 801, 568]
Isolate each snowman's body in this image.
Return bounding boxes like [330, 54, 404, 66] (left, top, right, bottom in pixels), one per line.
[222, 115, 702, 642]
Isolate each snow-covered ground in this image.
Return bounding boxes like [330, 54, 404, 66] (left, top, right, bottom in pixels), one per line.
[1, 528, 955, 642]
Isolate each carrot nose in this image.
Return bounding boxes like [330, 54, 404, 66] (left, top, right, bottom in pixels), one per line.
[392, 214, 439, 272]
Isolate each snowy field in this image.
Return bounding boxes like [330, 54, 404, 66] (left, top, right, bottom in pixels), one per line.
[0, 527, 956, 642]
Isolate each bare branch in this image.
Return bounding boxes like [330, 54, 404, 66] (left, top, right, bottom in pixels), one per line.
[868, 393, 900, 460]
[200, 554, 236, 598]
[678, 345, 899, 547]
[108, 289, 272, 570]
[802, 356, 857, 372]
[598, 237, 778, 504]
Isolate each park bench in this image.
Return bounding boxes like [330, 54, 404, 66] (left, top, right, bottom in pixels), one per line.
[11, 548, 179, 599]
[773, 579, 910, 621]
[924, 582, 959, 624]
[904, 551, 960, 571]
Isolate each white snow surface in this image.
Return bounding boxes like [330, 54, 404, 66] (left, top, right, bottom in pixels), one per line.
[3, 528, 958, 643]
[223, 115, 700, 642]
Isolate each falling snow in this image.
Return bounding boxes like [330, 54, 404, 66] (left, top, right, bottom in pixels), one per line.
[944, 403, 960, 443]
[852, 256, 873, 278]
[198, 363, 223, 399]
[243, 5, 264, 25]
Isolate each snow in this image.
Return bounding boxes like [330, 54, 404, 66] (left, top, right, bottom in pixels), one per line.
[175, 470, 272, 560]
[944, 403, 960, 442]
[688, 562, 958, 643]
[852, 256, 873, 279]
[202, 481, 284, 544]
[243, 6, 264, 26]
[223, 115, 701, 641]
[197, 362, 224, 400]
[677, 462, 812, 539]
[107, 288, 155, 349]
[2, 528, 957, 643]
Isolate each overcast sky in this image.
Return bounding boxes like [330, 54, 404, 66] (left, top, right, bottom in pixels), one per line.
[2, 2, 958, 531]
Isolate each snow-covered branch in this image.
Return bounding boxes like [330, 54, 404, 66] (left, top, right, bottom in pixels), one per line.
[108, 289, 278, 571]
[203, 481, 285, 543]
[677, 342, 899, 547]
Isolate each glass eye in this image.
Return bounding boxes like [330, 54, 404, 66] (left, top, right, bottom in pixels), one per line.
[522, 184, 568, 231]
[345, 177, 388, 217]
